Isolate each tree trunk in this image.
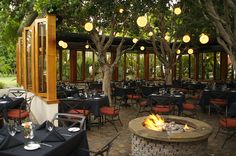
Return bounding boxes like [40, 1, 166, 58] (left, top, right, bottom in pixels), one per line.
[102, 65, 113, 106]
[165, 67, 173, 85]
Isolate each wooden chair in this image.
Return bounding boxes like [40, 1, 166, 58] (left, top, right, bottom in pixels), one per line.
[51, 113, 86, 130]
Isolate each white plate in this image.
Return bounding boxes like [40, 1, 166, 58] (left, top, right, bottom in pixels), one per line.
[93, 97, 101, 100]
[67, 97, 74, 99]
[24, 143, 41, 150]
[68, 127, 80, 132]
[174, 95, 181, 97]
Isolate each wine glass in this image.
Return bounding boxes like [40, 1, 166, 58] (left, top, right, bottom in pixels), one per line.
[7, 123, 16, 136]
[46, 121, 54, 132]
[23, 122, 34, 144]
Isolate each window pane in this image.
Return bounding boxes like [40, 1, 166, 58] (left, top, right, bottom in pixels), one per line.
[77, 51, 83, 80]
[215, 52, 221, 80]
[85, 51, 93, 80]
[38, 22, 47, 93]
[26, 30, 32, 90]
[139, 54, 145, 79]
[204, 53, 214, 80]
[198, 53, 203, 80]
[182, 54, 189, 79]
[227, 55, 233, 80]
[149, 53, 155, 80]
[156, 58, 162, 79]
[126, 53, 137, 80]
[62, 50, 70, 80]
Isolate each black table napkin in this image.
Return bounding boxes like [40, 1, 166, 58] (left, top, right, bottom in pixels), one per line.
[36, 121, 48, 130]
[0, 134, 23, 150]
[41, 129, 65, 142]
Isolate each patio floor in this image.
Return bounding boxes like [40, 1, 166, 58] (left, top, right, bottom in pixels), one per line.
[86, 103, 235, 156]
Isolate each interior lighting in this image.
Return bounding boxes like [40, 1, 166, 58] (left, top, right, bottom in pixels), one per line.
[137, 16, 147, 27]
[174, 7, 181, 15]
[58, 40, 64, 47]
[85, 44, 89, 49]
[188, 48, 193, 54]
[84, 22, 93, 31]
[62, 42, 68, 49]
[183, 35, 191, 43]
[199, 33, 209, 44]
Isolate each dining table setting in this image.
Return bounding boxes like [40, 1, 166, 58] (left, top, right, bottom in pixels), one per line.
[0, 120, 89, 156]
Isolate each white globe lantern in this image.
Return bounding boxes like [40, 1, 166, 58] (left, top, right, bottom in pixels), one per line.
[136, 16, 147, 27]
[84, 22, 93, 32]
[174, 7, 181, 15]
[132, 38, 138, 44]
[188, 48, 193, 54]
[199, 33, 209, 44]
[140, 46, 145, 51]
[62, 42, 68, 49]
[176, 49, 181, 54]
[183, 35, 191, 43]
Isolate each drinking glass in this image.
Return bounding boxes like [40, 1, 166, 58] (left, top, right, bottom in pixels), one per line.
[46, 121, 54, 132]
[7, 123, 16, 136]
[23, 122, 34, 144]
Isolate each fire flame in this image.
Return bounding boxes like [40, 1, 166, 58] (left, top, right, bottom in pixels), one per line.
[183, 124, 190, 131]
[143, 114, 165, 131]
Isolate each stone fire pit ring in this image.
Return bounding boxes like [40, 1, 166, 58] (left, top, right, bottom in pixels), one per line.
[129, 115, 213, 142]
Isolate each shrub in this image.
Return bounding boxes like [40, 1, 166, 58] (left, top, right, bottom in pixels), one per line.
[0, 82, 4, 89]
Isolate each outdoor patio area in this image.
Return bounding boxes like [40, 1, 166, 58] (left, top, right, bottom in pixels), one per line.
[86, 105, 235, 156]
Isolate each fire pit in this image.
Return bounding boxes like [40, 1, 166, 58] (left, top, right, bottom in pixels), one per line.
[129, 115, 212, 156]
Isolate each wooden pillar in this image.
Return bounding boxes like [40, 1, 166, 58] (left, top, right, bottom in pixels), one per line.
[221, 51, 227, 81]
[46, 14, 57, 103]
[194, 53, 199, 81]
[202, 53, 205, 80]
[178, 55, 182, 80]
[188, 54, 191, 78]
[154, 53, 157, 80]
[144, 51, 149, 80]
[111, 49, 118, 81]
[70, 50, 77, 82]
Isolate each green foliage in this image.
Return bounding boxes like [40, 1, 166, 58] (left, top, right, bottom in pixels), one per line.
[0, 82, 4, 89]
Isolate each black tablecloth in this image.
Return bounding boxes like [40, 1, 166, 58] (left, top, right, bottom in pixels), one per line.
[149, 94, 185, 115]
[199, 90, 236, 112]
[59, 96, 109, 116]
[0, 127, 89, 156]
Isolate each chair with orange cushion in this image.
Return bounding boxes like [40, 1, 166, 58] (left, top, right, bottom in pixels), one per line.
[136, 99, 151, 117]
[215, 102, 236, 148]
[7, 95, 34, 124]
[60, 99, 90, 129]
[151, 96, 174, 115]
[182, 102, 197, 118]
[208, 98, 228, 115]
[127, 88, 142, 106]
[100, 103, 122, 132]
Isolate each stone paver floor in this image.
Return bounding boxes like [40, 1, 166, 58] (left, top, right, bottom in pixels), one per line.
[86, 104, 235, 156]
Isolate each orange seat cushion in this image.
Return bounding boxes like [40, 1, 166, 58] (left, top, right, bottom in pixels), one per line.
[100, 107, 119, 116]
[152, 105, 172, 113]
[127, 95, 141, 99]
[139, 101, 148, 107]
[68, 109, 90, 116]
[219, 118, 236, 128]
[191, 95, 199, 100]
[8, 109, 29, 119]
[210, 99, 227, 106]
[183, 103, 196, 110]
